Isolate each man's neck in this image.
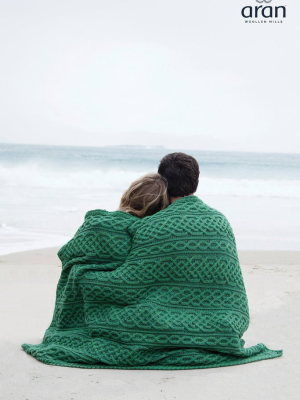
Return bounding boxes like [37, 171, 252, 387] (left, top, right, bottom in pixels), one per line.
[169, 194, 193, 204]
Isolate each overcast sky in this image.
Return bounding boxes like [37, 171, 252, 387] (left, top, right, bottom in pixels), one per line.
[0, 0, 299, 152]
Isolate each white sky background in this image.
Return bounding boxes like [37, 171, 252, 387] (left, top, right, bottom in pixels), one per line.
[0, 0, 299, 152]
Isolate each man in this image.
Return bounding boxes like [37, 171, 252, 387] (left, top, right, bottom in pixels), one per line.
[158, 152, 200, 203]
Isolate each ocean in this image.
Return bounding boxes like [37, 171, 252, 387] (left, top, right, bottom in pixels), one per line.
[1, 143, 299, 254]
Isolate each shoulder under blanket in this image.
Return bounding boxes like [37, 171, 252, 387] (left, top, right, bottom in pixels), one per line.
[22, 196, 282, 369]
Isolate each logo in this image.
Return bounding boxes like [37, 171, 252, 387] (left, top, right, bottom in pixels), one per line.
[241, 0, 287, 22]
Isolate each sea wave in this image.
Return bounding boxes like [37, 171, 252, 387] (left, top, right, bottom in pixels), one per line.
[0, 223, 69, 255]
[0, 163, 299, 198]
[0, 163, 140, 190]
[197, 177, 300, 198]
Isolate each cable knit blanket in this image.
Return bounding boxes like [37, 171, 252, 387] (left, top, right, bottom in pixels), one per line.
[22, 196, 282, 369]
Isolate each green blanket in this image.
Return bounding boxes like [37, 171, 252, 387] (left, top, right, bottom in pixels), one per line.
[22, 196, 282, 369]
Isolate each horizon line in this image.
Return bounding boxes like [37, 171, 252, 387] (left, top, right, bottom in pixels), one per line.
[1, 141, 300, 156]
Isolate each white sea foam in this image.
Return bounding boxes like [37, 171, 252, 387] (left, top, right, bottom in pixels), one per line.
[0, 163, 299, 198]
[198, 177, 300, 198]
[52, 206, 78, 213]
[0, 223, 70, 256]
[0, 163, 139, 190]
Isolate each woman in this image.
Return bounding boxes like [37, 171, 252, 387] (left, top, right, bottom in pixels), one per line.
[22, 173, 169, 365]
[56, 172, 169, 270]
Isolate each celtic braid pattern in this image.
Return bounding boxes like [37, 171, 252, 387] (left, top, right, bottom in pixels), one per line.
[22, 196, 282, 369]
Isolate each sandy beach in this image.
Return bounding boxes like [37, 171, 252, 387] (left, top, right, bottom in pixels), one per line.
[1, 247, 299, 400]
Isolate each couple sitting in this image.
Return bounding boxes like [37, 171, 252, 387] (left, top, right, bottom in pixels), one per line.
[22, 153, 282, 369]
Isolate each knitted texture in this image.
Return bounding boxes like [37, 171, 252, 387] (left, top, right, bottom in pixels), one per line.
[22, 196, 282, 369]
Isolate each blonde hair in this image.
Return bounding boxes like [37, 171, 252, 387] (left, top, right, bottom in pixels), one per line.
[119, 173, 169, 218]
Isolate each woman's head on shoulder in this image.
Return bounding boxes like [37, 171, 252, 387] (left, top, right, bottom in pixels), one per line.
[119, 173, 169, 218]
